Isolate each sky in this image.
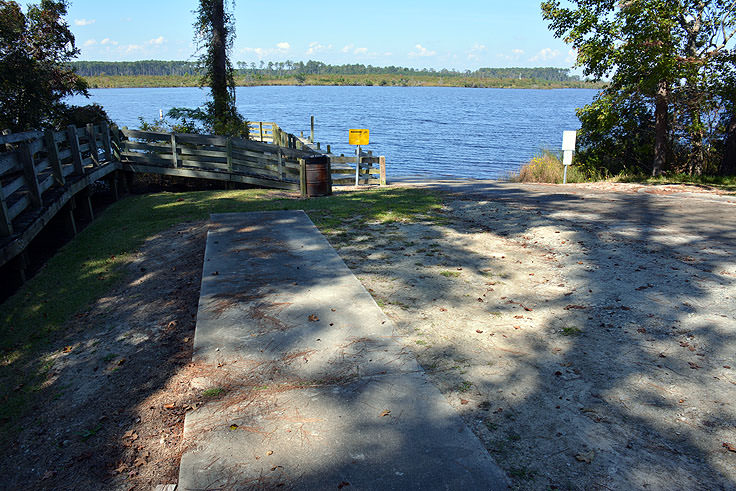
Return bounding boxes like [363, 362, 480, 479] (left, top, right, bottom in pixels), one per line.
[66, 0, 577, 70]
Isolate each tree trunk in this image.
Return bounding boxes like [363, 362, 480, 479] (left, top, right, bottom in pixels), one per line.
[653, 80, 669, 176]
[721, 115, 736, 176]
[210, 0, 228, 134]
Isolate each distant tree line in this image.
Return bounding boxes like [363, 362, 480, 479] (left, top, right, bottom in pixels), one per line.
[70, 60, 581, 82]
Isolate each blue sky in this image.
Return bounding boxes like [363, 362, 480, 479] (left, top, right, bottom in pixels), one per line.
[67, 0, 576, 70]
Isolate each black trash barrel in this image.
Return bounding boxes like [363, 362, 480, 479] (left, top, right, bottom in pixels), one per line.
[305, 155, 331, 197]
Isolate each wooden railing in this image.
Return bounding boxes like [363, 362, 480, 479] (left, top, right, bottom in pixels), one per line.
[120, 128, 311, 191]
[0, 123, 117, 238]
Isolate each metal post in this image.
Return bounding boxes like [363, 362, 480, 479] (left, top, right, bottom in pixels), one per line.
[355, 144, 361, 186]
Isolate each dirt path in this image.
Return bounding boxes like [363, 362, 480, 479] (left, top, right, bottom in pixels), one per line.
[325, 182, 736, 490]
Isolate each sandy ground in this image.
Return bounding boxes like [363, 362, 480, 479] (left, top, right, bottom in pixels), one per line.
[2, 181, 734, 490]
[324, 181, 736, 490]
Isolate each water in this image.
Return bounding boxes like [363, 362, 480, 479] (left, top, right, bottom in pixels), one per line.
[67, 86, 598, 179]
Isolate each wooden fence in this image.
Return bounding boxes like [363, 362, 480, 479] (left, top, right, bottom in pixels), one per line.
[0, 118, 387, 276]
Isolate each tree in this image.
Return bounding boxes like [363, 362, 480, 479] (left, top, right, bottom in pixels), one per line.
[542, 0, 736, 176]
[0, 0, 88, 132]
[189, 0, 246, 136]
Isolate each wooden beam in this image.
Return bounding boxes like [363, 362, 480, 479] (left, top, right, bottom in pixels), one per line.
[299, 158, 307, 197]
[379, 156, 387, 186]
[226, 137, 233, 172]
[19, 141, 43, 208]
[0, 178, 13, 236]
[86, 123, 98, 165]
[170, 133, 178, 168]
[44, 129, 65, 186]
[310, 115, 315, 143]
[101, 122, 113, 162]
[66, 125, 84, 175]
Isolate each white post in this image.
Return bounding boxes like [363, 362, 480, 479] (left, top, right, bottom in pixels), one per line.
[355, 144, 361, 186]
[562, 131, 577, 184]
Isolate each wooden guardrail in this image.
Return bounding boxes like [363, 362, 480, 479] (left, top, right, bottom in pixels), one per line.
[0, 123, 117, 239]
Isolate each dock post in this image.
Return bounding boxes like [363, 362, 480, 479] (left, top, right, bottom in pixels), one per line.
[299, 159, 307, 197]
[310, 116, 315, 143]
[380, 156, 387, 186]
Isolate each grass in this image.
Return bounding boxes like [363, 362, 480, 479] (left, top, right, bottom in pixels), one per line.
[82, 73, 603, 90]
[509, 150, 591, 184]
[201, 387, 225, 398]
[439, 270, 461, 278]
[561, 327, 582, 336]
[0, 186, 441, 438]
[610, 172, 736, 192]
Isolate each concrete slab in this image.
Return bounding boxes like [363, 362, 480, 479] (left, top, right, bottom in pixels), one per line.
[178, 211, 507, 490]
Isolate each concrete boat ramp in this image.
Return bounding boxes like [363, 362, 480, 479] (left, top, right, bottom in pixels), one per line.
[178, 211, 507, 490]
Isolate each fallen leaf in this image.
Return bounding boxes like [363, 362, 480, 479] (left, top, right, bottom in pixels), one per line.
[477, 298, 483, 302]
[439, 308, 447, 312]
[331, 308, 336, 312]
[460, 399, 469, 405]
[723, 442, 736, 452]
[266, 450, 274, 456]
[475, 330, 483, 334]
[123, 430, 138, 441]
[308, 314, 319, 322]
[513, 315, 523, 319]
[41, 470, 56, 480]
[380, 410, 391, 417]
[688, 362, 701, 369]
[725, 366, 732, 369]
[164, 403, 175, 410]
[522, 305, 533, 311]
[63, 346, 73, 353]
[564, 305, 586, 310]
[637, 328, 647, 334]
[575, 450, 595, 463]
[229, 424, 239, 431]
[513, 325, 521, 330]
[338, 482, 351, 489]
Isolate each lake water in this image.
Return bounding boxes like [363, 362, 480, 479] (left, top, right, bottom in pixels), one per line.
[67, 86, 598, 179]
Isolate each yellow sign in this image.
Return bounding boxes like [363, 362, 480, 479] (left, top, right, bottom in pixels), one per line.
[349, 129, 369, 146]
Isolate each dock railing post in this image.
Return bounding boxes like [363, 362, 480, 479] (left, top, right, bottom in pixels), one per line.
[310, 115, 315, 143]
[66, 125, 84, 175]
[299, 158, 307, 197]
[379, 156, 387, 186]
[44, 129, 65, 186]
[20, 141, 43, 208]
[170, 133, 178, 168]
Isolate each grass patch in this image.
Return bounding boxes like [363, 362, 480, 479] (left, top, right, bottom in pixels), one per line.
[0, 186, 441, 440]
[609, 172, 736, 192]
[457, 380, 473, 392]
[439, 270, 461, 278]
[201, 387, 225, 398]
[561, 327, 582, 336]
[509, 149, 592, 184]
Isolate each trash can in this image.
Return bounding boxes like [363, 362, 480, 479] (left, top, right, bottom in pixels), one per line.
[305, 155, 331, 197]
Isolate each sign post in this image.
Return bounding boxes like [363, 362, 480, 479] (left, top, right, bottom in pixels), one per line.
[349, 129, 370, 186]
[562, 130, 577, 184]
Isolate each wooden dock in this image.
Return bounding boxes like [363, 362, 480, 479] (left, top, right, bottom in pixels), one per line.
[0, 118, 386, 287]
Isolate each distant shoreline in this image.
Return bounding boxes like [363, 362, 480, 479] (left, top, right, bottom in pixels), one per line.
[82, 74, 603, 90]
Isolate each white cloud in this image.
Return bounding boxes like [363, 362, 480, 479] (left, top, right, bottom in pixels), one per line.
[124, 44, 144, 54]
[241, 42, 291, 59]
[83, 39, 97, 47]
[74, 19, 95, 26]
[148, 36, 166, 45]
[384, 52, 393, 56]
[497, 48, 525, 61]
[565, 49, 577, 64]
[468, 43, 487, 60]
[529, 48, 560, 62]
[306, 42, 331, 55]
[354, 47, 368, 55]
[101, 38, 118, 46]
[408, 44, 436, 57]
[341, 44, 354, 53]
